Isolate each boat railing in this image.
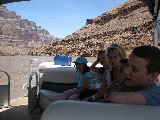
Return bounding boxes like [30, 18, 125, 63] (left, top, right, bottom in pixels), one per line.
[0, 69, 10, 107]
[153, 17, 160, 47]
[28, 58, 51, 114]
[28, 71, 39, 114]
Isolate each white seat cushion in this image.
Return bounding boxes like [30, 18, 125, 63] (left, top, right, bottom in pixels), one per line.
[39, 89, 61, 109]
[41, 100, 160, 120]
[40, 89, 61, 101]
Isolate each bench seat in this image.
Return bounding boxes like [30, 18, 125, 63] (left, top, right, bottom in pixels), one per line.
[38, 63, 102, 109]
[38, 67, 77, 109]
[41, 100, 160, 120]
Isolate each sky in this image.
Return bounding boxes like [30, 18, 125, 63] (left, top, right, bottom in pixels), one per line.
[5, 0, 128, 38]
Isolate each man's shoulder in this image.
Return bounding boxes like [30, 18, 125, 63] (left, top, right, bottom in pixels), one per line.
[141, 81, 160, 93]
[153, 81, 160, 87]
[139, 81, 160, 106]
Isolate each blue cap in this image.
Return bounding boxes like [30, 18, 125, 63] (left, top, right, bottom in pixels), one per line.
[73, 57, 88, 65]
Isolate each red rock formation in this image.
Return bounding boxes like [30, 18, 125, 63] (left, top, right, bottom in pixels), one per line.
[29, 0, 159, 57]
[0, 5, 60, 56]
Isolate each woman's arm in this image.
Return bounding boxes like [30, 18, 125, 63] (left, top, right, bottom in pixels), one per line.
[83, 73, 107, 101]
[90, 60, 99, 73]
[96, 73, 107, 98]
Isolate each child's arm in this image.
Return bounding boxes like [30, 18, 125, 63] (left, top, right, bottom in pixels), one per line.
[77, 78, 89, 93]
[83, 77, 89, 88]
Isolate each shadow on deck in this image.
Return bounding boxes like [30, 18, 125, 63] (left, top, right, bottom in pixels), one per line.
[0, 96, 42, 120]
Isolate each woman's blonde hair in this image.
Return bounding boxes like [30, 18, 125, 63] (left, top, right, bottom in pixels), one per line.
[106, 44, 126, 59]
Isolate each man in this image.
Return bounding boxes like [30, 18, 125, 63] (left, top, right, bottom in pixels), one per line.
[108, 45, 160, 106]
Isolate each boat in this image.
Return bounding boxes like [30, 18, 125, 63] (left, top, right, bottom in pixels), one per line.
[0, 0, 160, 120]
[36, 57, 160, 120]
[28, 56, 102, 112]
[39, 0, 160, 120]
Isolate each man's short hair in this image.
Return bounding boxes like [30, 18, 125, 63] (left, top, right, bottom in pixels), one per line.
[132, 45, 160, 74]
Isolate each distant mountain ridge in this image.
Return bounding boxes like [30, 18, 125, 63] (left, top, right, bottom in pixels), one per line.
[29, 0, 159, 57]
[0, 5, 61, 56]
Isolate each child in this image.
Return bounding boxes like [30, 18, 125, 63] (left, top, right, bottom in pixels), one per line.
[78, 50, 109, 100]
[59, 57, 93, 100]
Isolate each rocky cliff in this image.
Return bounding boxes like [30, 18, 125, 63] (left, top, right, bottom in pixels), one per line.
[0, 5, 60, 56]
[28, 0, 160, 57]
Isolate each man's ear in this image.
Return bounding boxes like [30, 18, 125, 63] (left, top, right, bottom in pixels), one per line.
[150, 72, 159, 81]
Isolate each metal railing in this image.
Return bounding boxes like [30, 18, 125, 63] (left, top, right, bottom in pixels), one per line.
[0, 69, 10, 107]
[28, 71, 39, 114]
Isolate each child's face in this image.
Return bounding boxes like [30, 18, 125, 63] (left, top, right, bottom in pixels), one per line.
[99, 44, 105, 51]
[75, 63, 85, 71]
[98, 53, 108, 66]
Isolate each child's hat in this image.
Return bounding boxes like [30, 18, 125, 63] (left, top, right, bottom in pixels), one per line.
[73, 57, 88, 65]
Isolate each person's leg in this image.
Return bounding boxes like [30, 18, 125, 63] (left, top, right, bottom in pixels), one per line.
[59, 88, 77, 100]
[59, 90, 70, 100]
[68, 93, 80, 100]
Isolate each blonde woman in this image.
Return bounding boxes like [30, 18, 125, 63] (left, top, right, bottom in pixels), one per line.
[83, 44, 127, 102]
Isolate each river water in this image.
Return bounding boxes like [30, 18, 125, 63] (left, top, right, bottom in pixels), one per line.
[0, 56, 96, 100]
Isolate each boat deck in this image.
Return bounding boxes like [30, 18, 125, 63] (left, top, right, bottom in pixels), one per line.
[0, 96, 42, 120]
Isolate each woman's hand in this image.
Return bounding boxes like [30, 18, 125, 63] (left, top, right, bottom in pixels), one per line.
[108, 81, 119, 90]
